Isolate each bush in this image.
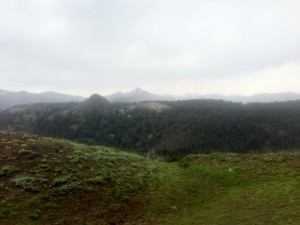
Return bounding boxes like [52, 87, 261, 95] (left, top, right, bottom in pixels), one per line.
[0, 165, 20, 176]
[52, 181, 82, 196]
[18, 149, 38, 159]
[87, 176, 104, 184]
[11, 176, 39, 192]
[52, 175, 72, 186]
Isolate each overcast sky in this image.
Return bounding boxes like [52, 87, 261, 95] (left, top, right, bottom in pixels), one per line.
[1, 0, 300, 97]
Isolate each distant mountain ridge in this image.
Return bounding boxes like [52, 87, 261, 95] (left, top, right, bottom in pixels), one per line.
[106, 88, 300, 103]
[105, 87, 173, 103]
[0, 89, 86, 110]
[179, 92, 300, 103]
[1, 88, 300, 110]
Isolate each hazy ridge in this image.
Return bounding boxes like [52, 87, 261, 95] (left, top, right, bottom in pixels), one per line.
[0, 89, 85, 110]
[106, 88, 300, 103]
[1, 88, 300, 110]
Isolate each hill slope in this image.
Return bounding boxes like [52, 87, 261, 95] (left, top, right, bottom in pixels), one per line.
[1, 131, 300, 225]
[81, 94, 111, 109]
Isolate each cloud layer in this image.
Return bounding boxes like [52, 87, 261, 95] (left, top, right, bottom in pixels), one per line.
[1, 0, 300, 96]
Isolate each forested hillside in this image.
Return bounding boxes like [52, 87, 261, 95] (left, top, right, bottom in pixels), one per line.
[0, 98, 300, 157]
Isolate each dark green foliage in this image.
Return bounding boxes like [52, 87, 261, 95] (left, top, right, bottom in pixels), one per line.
[0, 165, 20, 176]
[11, 176, 40, 192]
[86, 176, 104, 184]
[1, 100, 300, 157]
[52, 175, 73, 186]
[51, 181, 82, 196]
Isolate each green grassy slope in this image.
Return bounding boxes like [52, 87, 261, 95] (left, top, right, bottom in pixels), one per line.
[157, 153, 300, 225]
[1, 131, 300, 225]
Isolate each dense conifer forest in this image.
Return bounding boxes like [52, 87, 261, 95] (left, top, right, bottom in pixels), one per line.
[0, 98, 300, 158]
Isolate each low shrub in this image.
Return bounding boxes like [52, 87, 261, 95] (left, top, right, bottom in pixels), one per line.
[0, 165, 20, 176]
[11, 176, 39, 192]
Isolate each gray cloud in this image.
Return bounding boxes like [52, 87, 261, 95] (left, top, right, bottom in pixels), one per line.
[1, 0, 300, 96]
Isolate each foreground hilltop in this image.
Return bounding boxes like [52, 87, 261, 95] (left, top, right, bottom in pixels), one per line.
[1, 131, 300, 224]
